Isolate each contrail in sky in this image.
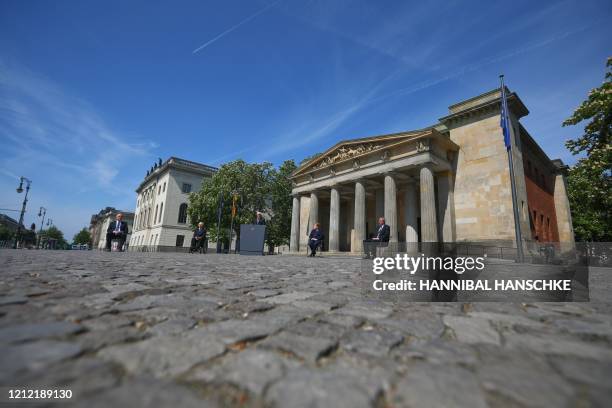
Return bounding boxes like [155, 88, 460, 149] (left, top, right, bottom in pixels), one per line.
[192, 0, 282, 54]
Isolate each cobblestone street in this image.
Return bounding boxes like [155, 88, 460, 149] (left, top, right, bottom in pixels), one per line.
[1, 250, 611, 407]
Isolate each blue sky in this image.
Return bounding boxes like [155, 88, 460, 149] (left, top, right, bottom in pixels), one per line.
[1, 0, 610, 240]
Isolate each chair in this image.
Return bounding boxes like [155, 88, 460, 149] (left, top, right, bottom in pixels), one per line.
[306, 236, 325, 256]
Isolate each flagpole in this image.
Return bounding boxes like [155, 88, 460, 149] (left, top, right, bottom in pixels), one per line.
[500, 75, 525, 263]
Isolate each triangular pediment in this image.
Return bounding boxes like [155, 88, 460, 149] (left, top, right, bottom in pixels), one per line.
[292, 129, 431, 178]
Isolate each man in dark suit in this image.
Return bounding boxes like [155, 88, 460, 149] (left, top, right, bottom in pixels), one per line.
[106, 213, 128, 251]
[363, 217, 390, 258]
[255, 211, 266, 225]
[373, 217, 390, 242]
[190, 222, 207, 253]
[308, 222, 323, 257]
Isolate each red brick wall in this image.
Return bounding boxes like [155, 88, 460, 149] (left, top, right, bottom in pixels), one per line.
[523, 158, 559, 242]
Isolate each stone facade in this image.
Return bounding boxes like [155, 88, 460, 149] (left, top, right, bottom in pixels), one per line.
[128, 157, 217, 251]
[290, 87, 575, 254]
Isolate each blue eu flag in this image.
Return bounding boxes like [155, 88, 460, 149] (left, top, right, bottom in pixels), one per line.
[500, 80, 512, 151]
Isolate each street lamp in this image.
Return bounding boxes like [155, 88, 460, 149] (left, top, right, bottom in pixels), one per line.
[37, 206, 47, 249]
[13, 177, 32, 249]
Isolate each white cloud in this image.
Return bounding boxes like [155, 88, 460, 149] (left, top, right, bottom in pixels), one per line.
[0, 60, 156, 195]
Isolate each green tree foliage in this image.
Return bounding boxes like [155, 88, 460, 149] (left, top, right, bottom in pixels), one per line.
[0, 224, 14, 241]
[267, 160, 297, 248]
[42, 225, 68, 247]
[188, 159, 297, 249]
[188, 160, 274, 244]
[73, 228, 92, 245]
[562, 57, 612, 241]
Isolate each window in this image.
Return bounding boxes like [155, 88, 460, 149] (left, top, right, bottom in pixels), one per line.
[163, 182, 166, 192]
[178, 203, 188, 224]
[527, 161, 532, 176]
[176, 235, 185, 247]
[158, 185, 161, 195]
[158, 202, 164, 223]
[182, 183, 192, 194]
[154, 205, 159, 224]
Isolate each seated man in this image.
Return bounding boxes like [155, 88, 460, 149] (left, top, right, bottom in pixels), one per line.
[190, 222, 207, 253]
[106, 213, 128, 251]
[308, 222, 323, 257]
[255, 211, 266, 225]
[363, 217, 390, 258]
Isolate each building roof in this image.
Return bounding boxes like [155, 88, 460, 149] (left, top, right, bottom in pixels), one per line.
[136, 157, 218, 192]
[0, 213, 20, 228]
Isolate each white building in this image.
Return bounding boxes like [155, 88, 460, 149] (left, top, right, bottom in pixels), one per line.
[129, 157, 217, 251]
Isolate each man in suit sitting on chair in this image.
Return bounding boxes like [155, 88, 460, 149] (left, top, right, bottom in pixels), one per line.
[190, 222, 207, 253]
[308, 222, 323, 257]
[106, 213, 128, 251]
[364, 217, 390, 258]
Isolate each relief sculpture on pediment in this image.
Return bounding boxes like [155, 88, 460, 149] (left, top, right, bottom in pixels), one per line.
[314, 143, 381, 170]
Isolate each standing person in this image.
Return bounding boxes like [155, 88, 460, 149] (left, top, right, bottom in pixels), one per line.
[190, 222, 207, 253]
[308, 222, 323, 257]
[255, 211, 266, 225]
[106, 213, 128, 251]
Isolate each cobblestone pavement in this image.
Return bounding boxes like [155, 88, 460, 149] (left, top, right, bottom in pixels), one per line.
[1, 250, 611, 408]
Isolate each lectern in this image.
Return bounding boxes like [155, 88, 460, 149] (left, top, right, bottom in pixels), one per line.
[239, 224, 266, 256]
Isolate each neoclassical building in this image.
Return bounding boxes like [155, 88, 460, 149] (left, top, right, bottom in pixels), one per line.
[129, 157, 217, 251]
[289, 87, 575, 254]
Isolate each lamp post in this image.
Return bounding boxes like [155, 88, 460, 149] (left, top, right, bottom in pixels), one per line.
[216, 192, 224, 253]
[13, 177, 32, 249]
[37, 207, 47, 249]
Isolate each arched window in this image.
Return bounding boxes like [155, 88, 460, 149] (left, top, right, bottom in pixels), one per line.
[178, 203, 188, 224]
[158, 202, 164, 223]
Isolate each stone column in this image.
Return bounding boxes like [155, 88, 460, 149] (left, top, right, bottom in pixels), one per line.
[437, 171, 455, 243]
[553, 170, 576, 252]
[329, 187, 340, 252]
[384, 173, 398, 242]
[354, 180, 366, 253]
[290, 195, 300, 252]
[420, 166, 438, 243]
[309, 191, 319, 232]
[404, 181, 418, 250]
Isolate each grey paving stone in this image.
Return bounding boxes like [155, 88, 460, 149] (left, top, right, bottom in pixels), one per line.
[263, 291, 318, 304]
[476, 345, 575, 408]
[443, 315, 501, 345]
[341, 327, 404, 357]
[391, 362, 488, 408]
[185, 349, 299, 395]
[392, 338, 479, 367]
[378, 312, 445, 340]
[265, 367, 374, 408]
[74, 378, 215, 408]
[0, 321, 85, 344]
[98, 331, 225, 377]
[0, 295, 28, 306]
[0, 340, 83, 381]
[258, 330, 337, 362]
[333, 301, 394, 320]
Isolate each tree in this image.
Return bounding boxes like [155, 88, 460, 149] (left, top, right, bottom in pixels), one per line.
[73, 228, 92, 245]
[266, 160, 297, 249]
[188, 160, 274, 245]
[562, 57, 612, 241]
[42, 225, 68, 248]
[0, 224, 14, 242]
